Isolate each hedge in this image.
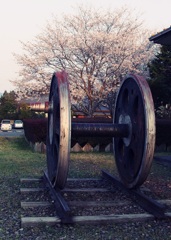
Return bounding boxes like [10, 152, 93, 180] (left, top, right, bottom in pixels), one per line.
[23, 118, 171, 150]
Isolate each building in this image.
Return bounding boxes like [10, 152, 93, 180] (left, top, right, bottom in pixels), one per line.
[149, 26, 171, 46]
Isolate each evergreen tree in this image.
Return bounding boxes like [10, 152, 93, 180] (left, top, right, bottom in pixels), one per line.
[17, 102, 34, 119]
[0, 91, 40, 120]
[148, 45, 171, 109]
[0, 91, 18, 119]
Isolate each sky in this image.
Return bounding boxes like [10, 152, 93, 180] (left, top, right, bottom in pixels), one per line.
[0, 0, 171, 93]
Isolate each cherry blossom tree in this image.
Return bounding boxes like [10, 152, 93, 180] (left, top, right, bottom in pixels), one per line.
[13, 6, 155, 116]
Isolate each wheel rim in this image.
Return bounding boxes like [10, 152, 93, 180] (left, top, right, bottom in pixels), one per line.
[46, 71, 71, 189]
[114, 74, 155, 188]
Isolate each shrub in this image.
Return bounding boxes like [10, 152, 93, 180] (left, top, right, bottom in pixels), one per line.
[23, 118, 47, 144]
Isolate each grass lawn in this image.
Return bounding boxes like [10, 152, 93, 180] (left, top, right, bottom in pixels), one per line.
[0, 137, 117, 179]
[0, 136, 170, 179]
[0, 137, 46, 178]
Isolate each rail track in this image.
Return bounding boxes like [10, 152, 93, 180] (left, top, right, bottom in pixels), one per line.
[20, 170, 171, 227]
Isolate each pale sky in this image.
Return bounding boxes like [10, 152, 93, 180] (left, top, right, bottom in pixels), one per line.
[0, 0, 171, 93]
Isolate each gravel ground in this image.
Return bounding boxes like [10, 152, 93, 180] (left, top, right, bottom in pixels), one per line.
[0, 160, 171, 240]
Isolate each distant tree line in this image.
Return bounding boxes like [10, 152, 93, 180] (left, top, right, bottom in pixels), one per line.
[0, 91, 44, 120]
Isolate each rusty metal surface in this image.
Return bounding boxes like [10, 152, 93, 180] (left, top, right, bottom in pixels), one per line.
[72, 123, 129, 138]
[114, 74, 156, 188]
[46, 71, 71, 190]
[43, 170, 71, 221]
[72, 118, 112, 123]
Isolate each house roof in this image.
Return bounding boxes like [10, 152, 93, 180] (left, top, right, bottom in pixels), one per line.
[149, 26, 171, 46]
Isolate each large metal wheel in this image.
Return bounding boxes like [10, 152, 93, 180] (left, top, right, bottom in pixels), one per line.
[46, 71, 71, 190]
[114, 74, 156, 188]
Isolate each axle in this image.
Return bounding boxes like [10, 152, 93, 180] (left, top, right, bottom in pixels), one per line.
[71, 123, 129, 138]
